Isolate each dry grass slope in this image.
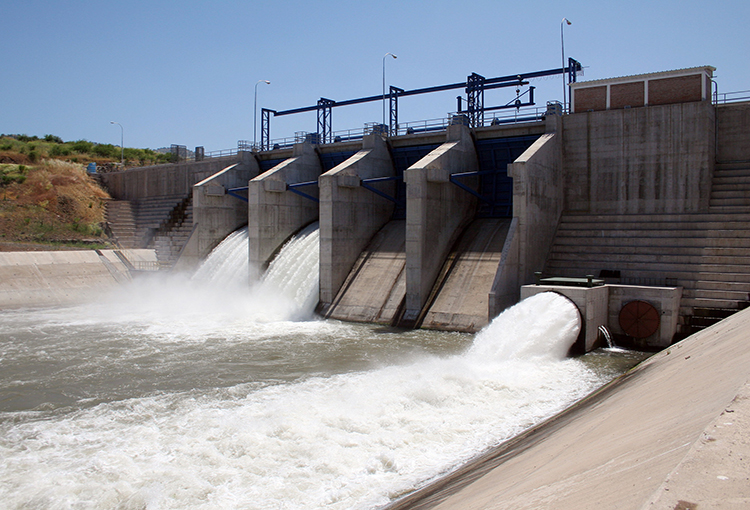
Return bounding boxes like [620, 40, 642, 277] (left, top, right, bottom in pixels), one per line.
[0, 159, 111, 248]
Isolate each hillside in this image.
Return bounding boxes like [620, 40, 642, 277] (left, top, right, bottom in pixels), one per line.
[0, 134, 166, 250]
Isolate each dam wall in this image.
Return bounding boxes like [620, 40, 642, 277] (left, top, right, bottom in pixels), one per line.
[562, 100, 716, 213]
[318, 134, 395, 307]
[91, 66, 750, 340]
[247, 142, 322, 275]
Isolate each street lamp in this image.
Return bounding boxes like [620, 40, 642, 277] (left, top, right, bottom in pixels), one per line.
[382, 52, 397, 130]
[254, 80, 270, 148]
[561, 18, 572, 113]
[110, 121, 123, 165]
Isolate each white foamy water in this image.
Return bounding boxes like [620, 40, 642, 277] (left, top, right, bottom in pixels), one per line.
[192, 226, 251, 285]
[262, 222, 320, 318]
[0, 227, 638, 510]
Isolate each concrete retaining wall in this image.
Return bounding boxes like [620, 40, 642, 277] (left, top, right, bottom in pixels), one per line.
[562, 100, 715, 213]
[318, 134, 395, 307]
[100, 156, 240, 200]
[717, 102, 750, 162]
[0, 249, 156, 309]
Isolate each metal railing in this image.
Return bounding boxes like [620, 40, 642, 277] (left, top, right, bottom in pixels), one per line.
[205, 147, 241, 158]
[132, 260, 161, 271]
[714, 90, 750, 104]
[184, 90, 750, 161]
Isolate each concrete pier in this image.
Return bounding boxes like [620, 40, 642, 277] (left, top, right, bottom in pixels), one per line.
[318, 134, 395, 308]
[489, 128, 563, 316]
[247, 141, 322, 276]
[176, 152, 260, 270]
[403, 124, 479, 325]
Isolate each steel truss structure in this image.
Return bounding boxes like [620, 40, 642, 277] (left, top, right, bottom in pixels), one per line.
[258, 60, 582, 148]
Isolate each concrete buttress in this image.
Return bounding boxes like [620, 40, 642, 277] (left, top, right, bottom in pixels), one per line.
[176, 151, 260, 270]
[247, 142, 322, 280]
[403, 124, 479, 325]
[318, 134, 395, 309]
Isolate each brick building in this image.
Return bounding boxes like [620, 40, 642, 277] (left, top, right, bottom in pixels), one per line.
[570, 66, 715, 113]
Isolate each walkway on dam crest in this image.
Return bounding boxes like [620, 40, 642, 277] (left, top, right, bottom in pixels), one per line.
[386, 307, 750, 509]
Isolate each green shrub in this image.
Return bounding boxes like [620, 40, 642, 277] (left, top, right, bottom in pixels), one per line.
[71, 140, 94, 154]
[93, 143, 117, 158]
[44, 134, 64, 144]
[49, 145, 71, 157]
[0, 165, 28, 186]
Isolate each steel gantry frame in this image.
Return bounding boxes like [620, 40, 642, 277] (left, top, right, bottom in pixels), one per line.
[389, 86, 404, 136]
[466, 73, 486, 128]
[317, 98, 335, 144]
[257, 61, 582, 147]
[261, 108, 274, 151]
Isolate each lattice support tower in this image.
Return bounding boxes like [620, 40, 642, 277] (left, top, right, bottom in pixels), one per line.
[317, 98, 335, 144]
[466, 73, 486, 128]
[389, 86, 404, 136]
[261, 108, 274, 151]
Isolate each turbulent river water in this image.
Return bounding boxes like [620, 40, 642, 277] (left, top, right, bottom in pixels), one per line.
[0, 224, 646, 509]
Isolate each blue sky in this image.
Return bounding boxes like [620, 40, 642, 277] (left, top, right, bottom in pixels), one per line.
[3, 0, 749, 152]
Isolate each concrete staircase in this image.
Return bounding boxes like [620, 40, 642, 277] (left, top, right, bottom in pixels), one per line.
[105, 194, 193, 267]
[105, 200, 137, 248]
[709, 161, 750, 210]
[543, 211, 750, 338]
[131, 195, 187, 249]
[153, 198, 194, 267]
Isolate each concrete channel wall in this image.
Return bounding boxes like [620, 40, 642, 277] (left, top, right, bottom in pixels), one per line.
[0, 250, 156, 309]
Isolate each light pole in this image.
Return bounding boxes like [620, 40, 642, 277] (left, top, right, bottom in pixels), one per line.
[561, 18, 572, 112]
[382, 52, 397, 130]
[254, 80, 270, 148]
[110, 121, 123, 165]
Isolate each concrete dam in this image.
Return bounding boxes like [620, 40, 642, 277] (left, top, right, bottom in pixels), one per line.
[100, 65, 750, 351]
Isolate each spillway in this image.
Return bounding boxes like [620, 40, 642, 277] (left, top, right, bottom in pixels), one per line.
[0, 231, 644, 509]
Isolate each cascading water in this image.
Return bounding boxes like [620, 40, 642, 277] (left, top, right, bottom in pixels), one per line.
[190, 223, 320, 319]
[0, 228, 645, 510]
[192, 226, 250, 286]
[261, 222, 320, 318]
